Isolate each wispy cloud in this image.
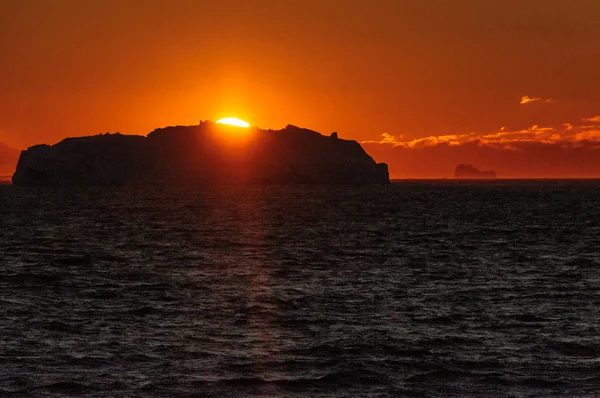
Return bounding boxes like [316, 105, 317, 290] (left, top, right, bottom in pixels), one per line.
[361, 122, 600, 178]
[520, 96, 553, 105]
[362, 132, 403, 145]
[380, 132, 398, 144]
[362, 121, 600, 151]
[584, 116, 600, 123]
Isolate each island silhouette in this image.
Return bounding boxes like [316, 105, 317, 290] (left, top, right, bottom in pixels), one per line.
[12, 121, 389, 185]
[454, 164, 497, 179]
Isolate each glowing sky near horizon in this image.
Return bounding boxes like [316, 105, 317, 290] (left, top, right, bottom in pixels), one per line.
[1, 0, 599, 177]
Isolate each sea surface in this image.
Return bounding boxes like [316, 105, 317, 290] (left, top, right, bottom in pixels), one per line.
[1, 180, 599, 397]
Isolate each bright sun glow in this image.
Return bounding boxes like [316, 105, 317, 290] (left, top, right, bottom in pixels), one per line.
[216, 117, 250, 128]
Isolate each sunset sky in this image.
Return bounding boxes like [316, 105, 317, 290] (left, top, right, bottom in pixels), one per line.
[2, 0, 600, 177]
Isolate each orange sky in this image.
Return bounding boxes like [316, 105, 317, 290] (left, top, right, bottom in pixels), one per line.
[1, 0, 600, 177]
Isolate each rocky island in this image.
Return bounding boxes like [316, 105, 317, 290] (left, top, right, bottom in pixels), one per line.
[12, 122, 389, 185]
[454, 164, 497, 179]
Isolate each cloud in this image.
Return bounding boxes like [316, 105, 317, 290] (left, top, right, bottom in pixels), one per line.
[380, 132, 399, 144]
[584, 116, 600, 123]
[520, 96, 553, 105]
[575, 129, 600, 142]
[364, 122, 600, 151]
[361, 119, 600, 178]
[394, 134, 462, 148]
[362, 132, 403, 145]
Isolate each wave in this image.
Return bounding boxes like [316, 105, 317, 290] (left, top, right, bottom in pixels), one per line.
[550, 341, 600, 357]
[20, 381, 92, 394]
[126, 305, 164, 316]
[54, 254, 93, 266]
[46, 320, 82, 334]
[406, 368, 468, 382]
[1, 272, 63, 290]
[204, 369, 388, 388]
[411, 315, 464, 325]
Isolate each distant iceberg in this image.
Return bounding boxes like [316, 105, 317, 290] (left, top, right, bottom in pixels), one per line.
[454, 164, 496, 179]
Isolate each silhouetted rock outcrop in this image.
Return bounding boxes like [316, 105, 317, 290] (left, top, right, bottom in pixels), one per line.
[454, 164, 496, 179]
[12, 122, 389, 185]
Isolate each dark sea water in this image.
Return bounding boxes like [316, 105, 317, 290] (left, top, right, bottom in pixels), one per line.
[1, 180, 600, 397]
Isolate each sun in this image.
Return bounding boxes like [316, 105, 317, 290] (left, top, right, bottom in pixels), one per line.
[216, 117, 250, 128]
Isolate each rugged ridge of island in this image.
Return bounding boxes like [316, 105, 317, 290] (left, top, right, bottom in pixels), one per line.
[12, 121, 389, 186]
[454, 164, 497, 179]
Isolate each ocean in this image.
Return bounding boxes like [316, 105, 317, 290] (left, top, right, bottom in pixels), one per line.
[1, 180, 599, 397]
